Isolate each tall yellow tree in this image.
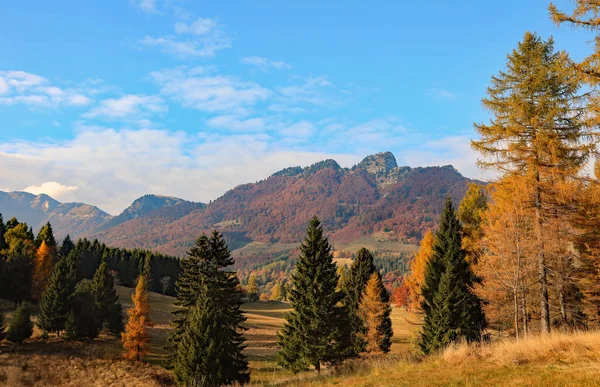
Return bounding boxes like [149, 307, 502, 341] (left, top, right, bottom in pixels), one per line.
[358, 272, 393, 354]
[472, 32, 596, 333]
[405, 230, 434, 312]
[33, 241, 54, 300]
[122, 275, 152, 361]
[457, 183, 488, 265]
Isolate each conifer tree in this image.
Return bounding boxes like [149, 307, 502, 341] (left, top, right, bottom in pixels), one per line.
[5, 242, 33, 307]
[122, 275, 152, 361]
[35, 222, 57, 250]
[405, 230, 435, 312]
[278, 217, 349, 373]
[457, 183, 488, 265]
[472, 32, 595, 333]
[6, 303, 33, 343]
[91, 259, 123, 333]
[5, 217, 19, 230]
[33, 241, 54, 300]
[173, 282, 250, 386]
[59, 235, 75, 259]
[0, 214, 8, 252]
[67, 281, 102, 339]
[344, 247, 377, 355]
[37, 251, 78, 336]
[0, 311, 6, 341]
[359, 272, 393, 353]
[420, 198, 486, 355]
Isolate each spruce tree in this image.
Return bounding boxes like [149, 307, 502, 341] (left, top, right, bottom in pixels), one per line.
[0, 214, 8, 251]
[6, 303, 33, 343]
[278, 217, 349, 373]
[35, 222, 57, 249]
[5, 242, 33, 307]
[37, 251, 78, 336]
[91, 259, 123, 333]
[59, 235, 75, 259]
[358, 272, 393, 353]
[68, 281, 102, 339]
[420, 198, 486, 355]
[344, 247, 377, 355]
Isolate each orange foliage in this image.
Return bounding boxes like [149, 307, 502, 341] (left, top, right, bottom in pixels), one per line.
[391, 282, 410, 309]
[359, 273, 389, 353]
[405, 230, 434, 312]
[122, 276, 152, 361]
[33, 241, 54, 300]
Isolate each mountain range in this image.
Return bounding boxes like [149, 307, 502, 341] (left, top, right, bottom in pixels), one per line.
[0, 152, 480, 256]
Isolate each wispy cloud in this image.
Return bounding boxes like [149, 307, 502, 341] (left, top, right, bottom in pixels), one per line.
[0, 71, 92, 108]
[150, 67, 270, 113]
[132, 0, 158, 13]
[278, 76, 337, 107]
[141, 17, 230, 59]
[426, 87, 457, 101]
[83, 94, 167, 119]
[206, 115, 266, 131]
[242, 56, 291, 70]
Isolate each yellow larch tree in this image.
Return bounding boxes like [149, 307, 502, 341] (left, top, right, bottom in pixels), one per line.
[358, 272, 393, 354]
[405, 230, 434, 312]
[33, 241, 55, 300]
[122, 275, 152, 361]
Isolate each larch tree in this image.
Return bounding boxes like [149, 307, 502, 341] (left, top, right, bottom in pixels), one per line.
[420, 198, 486, 354]
[457, 183, 488, 265]
[358, 272, 393, 353]
[405, 230, 435, 312]
[33, 241, 54, 301]
[472, 32, 596, 333]
[122, 275, 152, 361]
[278, 217, 350, 373]
[343, 247, 377, 356]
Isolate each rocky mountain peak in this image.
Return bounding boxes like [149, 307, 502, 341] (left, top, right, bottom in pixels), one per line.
[358, 151, 398, 175]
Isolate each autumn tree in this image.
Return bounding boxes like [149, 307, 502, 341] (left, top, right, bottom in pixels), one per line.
[246, 273, 259, 301]
[270, 280, 285, 301]
[359, 272, 393, 353]
[457, 183, 488, 265]
[33, 241, 54, 300]
[420, 198, 486, 354]
[278, 217, 350, 373]
[122, 275, 152, 361]
[405, 230, 435, 312]
[472, 32, 596, 333]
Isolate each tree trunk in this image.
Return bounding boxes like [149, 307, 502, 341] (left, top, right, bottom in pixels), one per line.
[314, 362, 321, 374]
[559, 284, 568, 331]
[534, 172, 550, 334]
[520, 281, 529, 337]
[514, 289, 520, 342]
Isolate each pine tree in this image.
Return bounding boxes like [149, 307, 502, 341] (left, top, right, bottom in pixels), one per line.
[420, 198, 486, 355]
[68, 281, 102, 339]
[122, 275, 152, 361]
[472, 32, 595, 333]
[37, 251, 78, 336]
[0, 214, 8, 252]
[91, 259, 123, 333]
[5, 242, 33, 307]
[33, 241, 54, 300]
[278, 217, 349, 373]
[344, 247, 377, 355]
[405, 230, 435, 312]
[6, 303, 33, 343]
[173, 282, 250, 386]
[0, 311, 6, 341]
[35, 222, 57, 250]
[59, 235, 75, 259]
[359, 272, 393, 353]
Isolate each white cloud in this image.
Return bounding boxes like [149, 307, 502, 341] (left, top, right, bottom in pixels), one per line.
[151, 68, 270, 113]
[175, 18, 217, 35]
[426, 87, 457, 101]
[206, 115, 265, 131]
[0, 128, 359, 214]
[242, 56, 291, 70]
[133, 0, 158, 13]
[141, 18, 230, 59]
[279, 121, 316, 140]
[0, 70, 92, 108]
[23, 181, 80, 201]
[83, 94, 167, 119]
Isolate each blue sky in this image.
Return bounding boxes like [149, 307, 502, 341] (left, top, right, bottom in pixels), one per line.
[0, 0, 594, 214]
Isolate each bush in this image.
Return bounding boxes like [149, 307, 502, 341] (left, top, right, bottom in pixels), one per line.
[6, 303, 33, 343]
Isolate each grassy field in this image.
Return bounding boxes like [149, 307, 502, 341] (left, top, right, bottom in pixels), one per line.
[3, 288, 600, 386]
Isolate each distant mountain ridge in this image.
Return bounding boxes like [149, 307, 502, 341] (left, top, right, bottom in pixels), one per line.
[0, 152, 481, 256]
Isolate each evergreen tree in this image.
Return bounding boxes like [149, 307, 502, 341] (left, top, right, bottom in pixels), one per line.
[91, 259, 123, 333]
[173, 282, 250, 386]
[37, 251, 78, 336]
[122, 275, 152, 361]
[358, 272, 393, 353]
[0, 214, 8, 252]
[5, 242, 33, 307]
[344, 247, 377, 355]
[5, 217, 19, 230]
[6, 303, 33, 343]
[420, 198, 486, 354]
[59, 235, 75, 259]
[107, 302, 125, 335]
[67, 281, 102, 339]
[35, 222, 57, 249]
[0, 311, 6, 341]
[278, 217, 349, 373]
